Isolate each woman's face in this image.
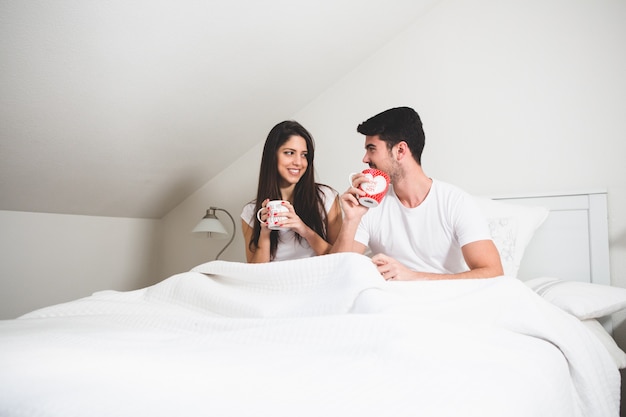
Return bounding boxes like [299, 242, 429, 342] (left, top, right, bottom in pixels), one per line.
[276, 135, 308, 187]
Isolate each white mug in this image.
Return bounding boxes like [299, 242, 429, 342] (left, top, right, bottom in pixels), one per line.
[256, 200, 288, 230]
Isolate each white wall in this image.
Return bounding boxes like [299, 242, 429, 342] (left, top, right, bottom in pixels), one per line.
[2, 0, 624, 337]
[166, 0, 626, 280]
[161, 0, 626, 339]
[307, 0, 625, 295]
[159, 142, 264, 277]
[307, 0, 626, 345]
[0, 210, 161, 319]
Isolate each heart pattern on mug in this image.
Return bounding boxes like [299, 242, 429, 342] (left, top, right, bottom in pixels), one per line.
[361, 173, 388, 194]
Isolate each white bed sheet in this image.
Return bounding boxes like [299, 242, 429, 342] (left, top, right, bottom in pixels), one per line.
[0, 253, 619, 417]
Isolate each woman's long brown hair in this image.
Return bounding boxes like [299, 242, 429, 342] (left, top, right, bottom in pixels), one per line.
[248, 120, 328, 260]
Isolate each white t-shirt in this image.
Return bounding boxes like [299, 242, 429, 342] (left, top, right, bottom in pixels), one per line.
[241, 184, 339, 261]
[355, 179, 491, 274]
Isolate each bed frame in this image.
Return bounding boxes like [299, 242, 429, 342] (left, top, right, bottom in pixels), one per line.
[492, 190, 610, 286]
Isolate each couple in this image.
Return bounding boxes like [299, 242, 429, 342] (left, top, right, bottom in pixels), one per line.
[241, 106, 503, 281]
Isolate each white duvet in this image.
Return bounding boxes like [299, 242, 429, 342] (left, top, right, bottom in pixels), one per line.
[0, 253, 620, 417]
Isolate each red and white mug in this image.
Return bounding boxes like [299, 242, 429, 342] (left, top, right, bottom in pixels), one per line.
[348, 168, 390, 208]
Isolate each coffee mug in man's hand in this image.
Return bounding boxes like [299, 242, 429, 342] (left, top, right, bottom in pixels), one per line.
[256, 200, 289, 230]
[348, 168, 390, 208]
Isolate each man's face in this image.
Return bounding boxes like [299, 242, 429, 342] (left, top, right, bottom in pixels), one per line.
[362, 135, 391, 171]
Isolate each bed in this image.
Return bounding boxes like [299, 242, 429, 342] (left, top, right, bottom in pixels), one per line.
[0, 191, 624, 417]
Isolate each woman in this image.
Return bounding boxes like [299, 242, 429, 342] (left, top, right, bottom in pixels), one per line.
[241, 120, 342, 262]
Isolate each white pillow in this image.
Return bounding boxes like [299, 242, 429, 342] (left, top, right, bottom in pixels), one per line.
[474, 197, 549, 278]
[526, 277, 626, 320]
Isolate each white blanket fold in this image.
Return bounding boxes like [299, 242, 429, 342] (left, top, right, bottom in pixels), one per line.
[0, 253, 619, 417]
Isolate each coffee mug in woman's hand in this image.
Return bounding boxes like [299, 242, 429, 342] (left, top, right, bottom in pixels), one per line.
[256, 200, 289, 230]
[348, 168, 390, 208]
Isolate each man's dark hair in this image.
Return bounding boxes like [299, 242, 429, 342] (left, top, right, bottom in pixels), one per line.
[357, 106, 425, 164]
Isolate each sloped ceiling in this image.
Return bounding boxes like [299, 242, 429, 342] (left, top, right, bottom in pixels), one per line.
[0, 0, 438, 219]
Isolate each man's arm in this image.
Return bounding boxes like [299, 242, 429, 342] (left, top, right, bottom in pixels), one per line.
[458, 239, 504, 278]
[330, 186, 369, 254]
[330, 216, 368, 254]
[372, 240, 503, 281]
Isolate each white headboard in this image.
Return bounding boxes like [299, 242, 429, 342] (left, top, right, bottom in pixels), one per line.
[493, 191, 610, 286]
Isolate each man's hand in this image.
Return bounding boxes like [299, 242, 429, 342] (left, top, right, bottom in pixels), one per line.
[371, 253, 419, 281]
[341, 173, 371, 221]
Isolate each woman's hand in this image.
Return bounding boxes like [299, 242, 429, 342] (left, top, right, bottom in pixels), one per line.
[275, 201, 307, 236]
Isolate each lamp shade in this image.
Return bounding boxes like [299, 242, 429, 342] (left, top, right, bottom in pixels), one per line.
[192, 207, 236, 260]
[192, 214, 227, 235]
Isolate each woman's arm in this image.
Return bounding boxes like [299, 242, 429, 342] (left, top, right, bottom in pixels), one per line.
[241, 220, 271, 263]
[279, 195, 343, 256]
[298, 195, 343, 255]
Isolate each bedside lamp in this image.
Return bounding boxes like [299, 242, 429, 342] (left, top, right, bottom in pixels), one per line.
[192, 207, 235, 260]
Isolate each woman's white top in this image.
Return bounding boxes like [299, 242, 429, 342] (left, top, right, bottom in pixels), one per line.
[241, 184, 339, 261]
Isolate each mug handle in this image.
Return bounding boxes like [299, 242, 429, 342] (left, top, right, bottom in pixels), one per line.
[348, 172, 359, 187]
[256, 207, 265, 223]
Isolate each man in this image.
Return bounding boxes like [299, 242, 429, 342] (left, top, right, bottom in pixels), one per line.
[332, 106, 503, 280]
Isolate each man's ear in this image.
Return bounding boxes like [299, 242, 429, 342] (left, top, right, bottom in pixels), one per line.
[394, 141, 410, 161]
